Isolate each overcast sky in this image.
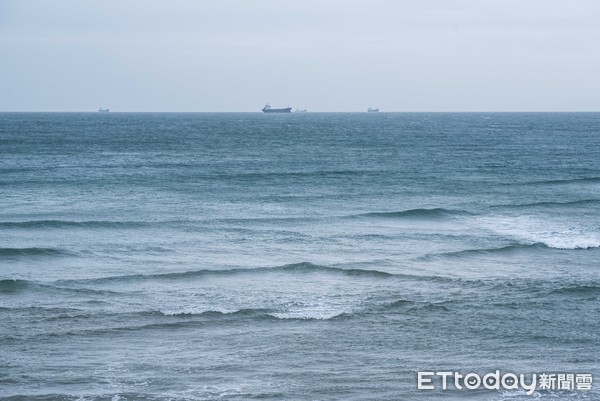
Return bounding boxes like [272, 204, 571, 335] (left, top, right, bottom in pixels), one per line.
[1, 0, 599, 112]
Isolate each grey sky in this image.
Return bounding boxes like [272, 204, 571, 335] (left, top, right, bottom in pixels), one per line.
[1, 0, 599, 111]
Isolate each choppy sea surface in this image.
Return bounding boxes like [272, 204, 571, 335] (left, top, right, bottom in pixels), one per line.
[0, 112, 599, 401]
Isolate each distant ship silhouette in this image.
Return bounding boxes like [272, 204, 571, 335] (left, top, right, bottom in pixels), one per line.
[262, 104, 291, 113]
[98, 108, 110, 112]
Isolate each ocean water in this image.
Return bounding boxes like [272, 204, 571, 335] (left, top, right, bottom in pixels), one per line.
[0, 112, 598, 401]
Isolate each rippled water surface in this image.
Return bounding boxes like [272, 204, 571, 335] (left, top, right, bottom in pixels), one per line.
[1, 112, 599, 400]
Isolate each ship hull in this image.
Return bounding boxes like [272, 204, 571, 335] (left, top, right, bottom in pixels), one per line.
[262, 108, 292, 113]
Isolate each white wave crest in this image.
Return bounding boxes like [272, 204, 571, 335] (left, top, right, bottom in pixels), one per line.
[476, 215, 600, 250]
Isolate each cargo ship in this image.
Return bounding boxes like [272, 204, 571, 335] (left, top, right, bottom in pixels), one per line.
[262, 104, 292, 113]
[98, 108, 110, 112]
[367, 107, 379, 112]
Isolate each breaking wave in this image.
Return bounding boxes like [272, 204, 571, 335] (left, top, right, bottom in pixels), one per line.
[0, 278, 30, 293]
[159, 308, 274, 319]
[352, 208, 472, 219]
[61, 262, 397, 285]
[0, 247, 72, 257]
[549, 285, 600, 296]
[536, 238, 600, 250]
[420, 243, 550, 260]
[381, 299, 453, 313]
[491, 199, 600, 209]
[474, 215, 600, 250]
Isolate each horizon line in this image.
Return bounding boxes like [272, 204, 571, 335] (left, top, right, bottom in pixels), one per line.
[1, 110, 600, 113]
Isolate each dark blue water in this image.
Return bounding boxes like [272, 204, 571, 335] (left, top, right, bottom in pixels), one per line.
[1, 112, 599, 400]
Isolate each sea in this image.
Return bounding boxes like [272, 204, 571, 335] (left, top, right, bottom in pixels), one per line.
[0, 112, 598, 401]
